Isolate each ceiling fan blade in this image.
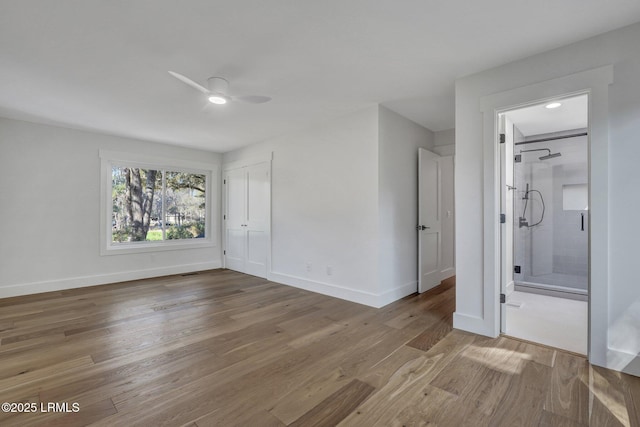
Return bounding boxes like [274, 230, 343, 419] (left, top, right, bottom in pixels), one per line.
[234, 95, 272, 104]
[168, 71, 209, 94]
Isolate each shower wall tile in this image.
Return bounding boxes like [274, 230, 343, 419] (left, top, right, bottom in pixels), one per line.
[552, 156, 588, 286]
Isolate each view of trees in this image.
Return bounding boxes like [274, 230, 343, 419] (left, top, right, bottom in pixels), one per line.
[112, 167, 206, 243]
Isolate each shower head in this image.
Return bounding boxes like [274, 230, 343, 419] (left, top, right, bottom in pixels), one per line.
[519, 148, 562, 161]
[539, 152, 562, 160]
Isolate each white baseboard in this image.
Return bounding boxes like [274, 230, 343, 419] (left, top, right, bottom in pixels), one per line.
[441, 267, 456, 280]
[267, 272, 415, 308]
[506, 280, 514, 296]
[377, 281, 418, 307]
[0, 261, 222, 299]
[453, 312, 496, 337]
[606, 348, 640, 377]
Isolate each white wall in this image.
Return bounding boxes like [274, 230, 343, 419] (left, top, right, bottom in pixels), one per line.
[438, 156, 455, 280]
[455, 21, 640, 375]
[0, 104, 447, 310]
[378, 106, 434, 301]
[0, 118, 222, 298]
[224, 107, 382, 305]
[433, 128, 455, 157]
[224, 106, 438, 307]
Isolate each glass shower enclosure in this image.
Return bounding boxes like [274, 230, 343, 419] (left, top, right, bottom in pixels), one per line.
[513, 132, 589, 297]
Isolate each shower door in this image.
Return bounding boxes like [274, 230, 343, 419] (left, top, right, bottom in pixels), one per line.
[514, 162, 553, 280]
[513, 140, 589, 296]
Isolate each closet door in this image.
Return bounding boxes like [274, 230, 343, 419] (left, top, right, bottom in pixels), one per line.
[245, 162, 269, 277]
[224, 167, 247, 273]
[224, 162, 270, 278]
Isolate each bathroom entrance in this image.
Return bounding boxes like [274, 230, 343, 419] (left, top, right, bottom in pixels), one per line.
[500, 94, 589, 354]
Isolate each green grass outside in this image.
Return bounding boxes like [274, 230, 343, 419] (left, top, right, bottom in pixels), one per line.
[146, 230, 163, 241]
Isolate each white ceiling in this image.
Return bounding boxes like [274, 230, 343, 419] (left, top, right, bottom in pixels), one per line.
[505, 94, 588, 136]
[1, 1, 639, 153]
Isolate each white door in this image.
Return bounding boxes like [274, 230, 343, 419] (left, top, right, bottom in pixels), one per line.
[245, 162, 270, 277]
[225, 167, 248, 273]
[224, 162, 270, 278]
[418, 148, 442, 293]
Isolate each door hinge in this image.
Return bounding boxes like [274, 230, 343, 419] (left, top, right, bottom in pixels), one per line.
[500, 293, 506, 303]
[514, 265, 521, 274]
[223, 214, 226, 220]
[499, 133, 505, 144]
[514, 154, 522, 163]
[500, 213, 506, 224]
[223, 250, 226, 255]
[223, 179, 226, 184]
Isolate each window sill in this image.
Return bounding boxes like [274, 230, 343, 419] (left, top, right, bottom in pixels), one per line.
[101, 239, 216, 256]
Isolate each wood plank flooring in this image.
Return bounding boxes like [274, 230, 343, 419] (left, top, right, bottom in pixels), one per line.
[0, 269, 637, 426]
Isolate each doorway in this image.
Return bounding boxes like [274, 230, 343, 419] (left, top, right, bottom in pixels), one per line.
[500, 94, 589, 354]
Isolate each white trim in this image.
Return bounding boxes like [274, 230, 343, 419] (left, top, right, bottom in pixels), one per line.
[433, 144, 455, 157]
[223, 152, 273, 171]
[453, 312, 490, 335]
[268, 272, 415, 308]
[99, 150, 215, 171]
[478, 65, 613, 366]
[0, 261, 221, 299]
[606, 348, 640, 377]
[441, 267, 456, 280]
[104, 239, 216, 255]
[99, 152, 218, 256]
[506, 280, 514, 296]
[377, 281, 419, 307]
[268, 272, 380, 307]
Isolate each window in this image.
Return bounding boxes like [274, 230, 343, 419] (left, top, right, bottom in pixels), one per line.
[101, 151, 216, 255]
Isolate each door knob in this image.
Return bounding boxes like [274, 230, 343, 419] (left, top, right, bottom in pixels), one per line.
[416, 225, 430, 231]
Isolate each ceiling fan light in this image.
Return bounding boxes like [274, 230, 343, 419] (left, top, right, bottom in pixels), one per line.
[208, 95, 228, 104]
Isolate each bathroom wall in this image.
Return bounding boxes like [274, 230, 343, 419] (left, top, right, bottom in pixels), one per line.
[524, 159, 554, 278]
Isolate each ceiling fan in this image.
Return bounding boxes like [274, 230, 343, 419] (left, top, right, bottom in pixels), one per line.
[168, 71, 272, 105]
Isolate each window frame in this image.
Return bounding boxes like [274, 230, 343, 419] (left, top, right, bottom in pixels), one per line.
[100, 150, 217, 256]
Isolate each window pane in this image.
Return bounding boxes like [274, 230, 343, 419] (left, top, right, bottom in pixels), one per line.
[165, 171, 206, 240]
[111, 167, 162, 243]
[147, 170, 164, 241]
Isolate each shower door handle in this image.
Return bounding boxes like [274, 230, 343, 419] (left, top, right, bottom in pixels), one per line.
[581, 213, 584, 231]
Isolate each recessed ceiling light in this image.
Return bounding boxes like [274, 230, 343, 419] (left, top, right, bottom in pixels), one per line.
[208, 95, 228, 104]
[545, 102, 562, 109]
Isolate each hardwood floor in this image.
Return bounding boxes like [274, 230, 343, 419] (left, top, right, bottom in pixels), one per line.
[0, 269, 637, 426]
